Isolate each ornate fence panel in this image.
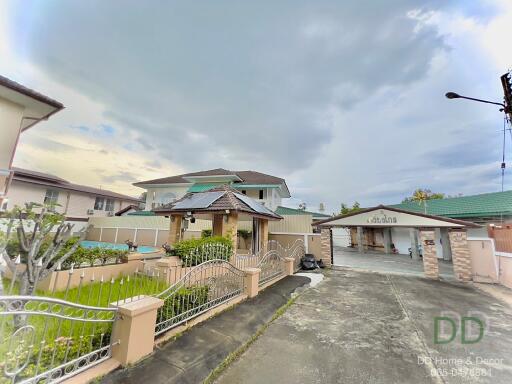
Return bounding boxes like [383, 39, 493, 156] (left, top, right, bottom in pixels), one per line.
[154, 259, 245, 336]
[236, 239, 305, 273]
[257, 250, 285, 286]
[286, 239, 306, 272]
[0, 295, 117, 384]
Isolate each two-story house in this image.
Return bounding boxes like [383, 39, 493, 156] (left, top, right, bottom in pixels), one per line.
[133, 168, 290, 211]
[7, 168, 140, 229]
[0, 75, 64, 210]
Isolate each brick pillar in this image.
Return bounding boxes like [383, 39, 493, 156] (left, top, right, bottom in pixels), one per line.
[419, 229, 439, 279]
[259, 219, 269, 251]
[212, 214, 223, 237]
[448, 229, 472, 282]
[320, 228, 332, 267]
[168, 215, 182, 245]
[222, 212, 238, 261]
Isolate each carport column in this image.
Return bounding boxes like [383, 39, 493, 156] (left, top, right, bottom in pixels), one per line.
[356, 226, 364, 253]
[320, 228, 332, 267]
[419, 229, 439, 279]
[259, 219, 269, 252]
[448, 229, 472, 282]
[383, 228, 392, 254]
[168, 215, 182, 245]
[409, 229, 420, 261]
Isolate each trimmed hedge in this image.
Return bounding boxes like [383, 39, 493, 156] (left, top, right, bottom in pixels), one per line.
[5, 235, 127, 269]
[172, 236, 233, 266]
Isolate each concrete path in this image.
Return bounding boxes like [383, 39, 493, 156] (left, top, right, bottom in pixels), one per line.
[216, 269, 512, 384]
[100, 275, 311, 384]
[333, 246, 455, 278]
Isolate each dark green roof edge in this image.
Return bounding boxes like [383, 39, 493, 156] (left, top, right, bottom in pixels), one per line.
[275, 206, 331, 217]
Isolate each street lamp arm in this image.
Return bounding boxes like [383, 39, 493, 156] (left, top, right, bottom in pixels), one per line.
[445, 92, 505, 108]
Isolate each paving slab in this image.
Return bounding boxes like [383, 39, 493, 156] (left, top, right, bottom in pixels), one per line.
[100, 275, 311, 384]
[216, 269, 512, 384]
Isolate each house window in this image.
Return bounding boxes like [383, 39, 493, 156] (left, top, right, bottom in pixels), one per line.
[105, 199, 115, 211]
[241, 190, 247, 195]
[94, 197, 105, 210]
[259, 189, 264, 199]
[44, 189, 59, 205]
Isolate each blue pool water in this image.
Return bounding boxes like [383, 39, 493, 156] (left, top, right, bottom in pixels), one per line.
[80, 241, 159, 254]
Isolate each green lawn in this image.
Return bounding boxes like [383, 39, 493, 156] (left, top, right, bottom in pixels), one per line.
[0, 273, 168, 383]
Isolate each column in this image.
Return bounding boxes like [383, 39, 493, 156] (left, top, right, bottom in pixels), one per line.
[320, 228, 332, 266]
[168, 215, 182, 245]
[222, 212, 238, 260]
[111, 296, 164, 366]
[441, 228, 452, 261]
[212, 214, 223, 237]
[448, 229, 472, 282]
[419, 229, 439, 279]
[409, 228, 420, 261]
[383, 228, 392, 254]
[357, 226, 364, 253]
[259, 219, 269, 251]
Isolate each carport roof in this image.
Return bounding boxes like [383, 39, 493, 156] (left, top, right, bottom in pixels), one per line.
[313, 205, 480, 228]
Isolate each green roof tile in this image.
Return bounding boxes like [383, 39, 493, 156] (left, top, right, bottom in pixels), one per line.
[391, 190, 512, 218]
[274, 206, 331, 218]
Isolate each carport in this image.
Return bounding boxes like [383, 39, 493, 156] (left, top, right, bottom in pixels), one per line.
[314, 205, 480, 281]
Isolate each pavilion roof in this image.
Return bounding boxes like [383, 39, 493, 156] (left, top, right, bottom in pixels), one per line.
[153, 184, 282, 220]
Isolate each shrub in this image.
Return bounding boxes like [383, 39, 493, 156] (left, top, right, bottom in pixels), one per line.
[173, 236, 232, 266]
[201, 229, 212, 238]
[160, 286, 209, 320]
[237, 229, 251, 239]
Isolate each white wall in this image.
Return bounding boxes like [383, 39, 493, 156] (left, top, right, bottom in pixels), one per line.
[332, 227, 351, 247]
[0, 96, 24, 172]
[145, 185, 190, 209]
[390, 227, 412, 255]
[7, 180, 135, 219]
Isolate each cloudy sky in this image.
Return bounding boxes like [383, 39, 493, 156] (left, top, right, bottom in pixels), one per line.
[1, 0, 511, 213]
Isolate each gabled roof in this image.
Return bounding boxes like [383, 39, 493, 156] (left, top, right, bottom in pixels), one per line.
[275, 206, 331, 218]
[133, 169, 290, 196]
[0, 75, 64, 131]
[313, 205, 480, 228]
[391, 190, 512, 219]
[153, 184, 282, 220]
[12, 167, 140, 202]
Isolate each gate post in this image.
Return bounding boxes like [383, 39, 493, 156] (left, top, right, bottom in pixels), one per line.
[419, 229, 439, 279]
[244, 267, 260, 298]
[448, 229, 472, 282]
[111, 296, 164, 366]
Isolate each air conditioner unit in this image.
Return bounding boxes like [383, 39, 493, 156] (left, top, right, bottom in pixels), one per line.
[87, 209, 94, 215]
[0, 199, 8, 212]
[107, 211, 115, 216]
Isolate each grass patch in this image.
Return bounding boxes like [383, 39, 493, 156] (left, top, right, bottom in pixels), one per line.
[203, 295, 299, 384]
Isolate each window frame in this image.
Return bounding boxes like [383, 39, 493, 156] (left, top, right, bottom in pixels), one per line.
[94, 197, 105, 210]
[105, 198, 115, 212]
[44, 189, 59, 205]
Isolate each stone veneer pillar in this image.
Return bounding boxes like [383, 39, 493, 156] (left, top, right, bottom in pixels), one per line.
[320, 228, 332, 267]
[168, 215, 182, 245]
[419, 229, 439, 279]
[222, 212, 238, 262]
[448, 229, 472, 282]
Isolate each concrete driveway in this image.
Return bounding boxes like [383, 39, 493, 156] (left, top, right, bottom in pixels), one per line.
[215, 269, 512, 384]
[333, 246, 455, 278]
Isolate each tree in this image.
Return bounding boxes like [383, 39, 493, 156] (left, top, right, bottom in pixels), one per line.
[1, 203, 87, 298]
[298, 202, 307, 211]
[402, 189, 445, 213]
[340, 201, 361, 215]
